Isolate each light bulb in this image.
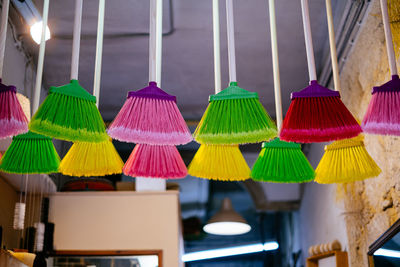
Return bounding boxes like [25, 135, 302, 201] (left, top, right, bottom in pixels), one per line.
[30, 21, 51, 44]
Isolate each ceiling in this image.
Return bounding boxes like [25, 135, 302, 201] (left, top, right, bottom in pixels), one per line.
[29, 0, 340, 122]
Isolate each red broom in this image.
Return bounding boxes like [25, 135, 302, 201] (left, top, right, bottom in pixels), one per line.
[123, 144, 187, 179]
[279, 0, 361, 143]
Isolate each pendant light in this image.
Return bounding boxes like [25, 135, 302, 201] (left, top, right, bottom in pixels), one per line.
[203, 198, 251, 236]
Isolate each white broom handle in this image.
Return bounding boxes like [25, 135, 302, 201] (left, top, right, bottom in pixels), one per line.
[213, 0, 221, 93]
[269, 0, 282, 130]
[156, 0, 162, 86]
[381, 0, 398, 76]
[93, 0, 105, 107]
[0, 0, 10, 78]
[300, 0, 317, 81]
[149, 0, 157, 83]
[325, 0, 341, 91]
[70, 0, 83, 80]
[33, 0, 50, 114]
[226, 0, 237, 82]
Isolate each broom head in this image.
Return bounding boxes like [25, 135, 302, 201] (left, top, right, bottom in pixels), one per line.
[251, 138, 314, 183]
[280, 80, 361, 143]
[0, 80, 29, 139]
[188, 144, 250, 181]
[59, 139, 124, 177]
[123, 144, 187, 179]
[0, 131, 60, 174]
[193, 82, 277, 144]
[362, 75, 400, 136]
[29, 79, 108, 142]
[107, 81, 192, 145]
[315, 135, 381, 183]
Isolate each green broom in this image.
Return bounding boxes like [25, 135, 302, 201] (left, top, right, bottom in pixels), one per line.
[0, 0, 60, 174]
[28, 0, 107, 143]
[193, 0, 277, 145]
[251, 0, 314, 183]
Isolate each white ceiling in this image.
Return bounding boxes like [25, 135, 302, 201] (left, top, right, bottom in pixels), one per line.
[31, 0, 338, 121]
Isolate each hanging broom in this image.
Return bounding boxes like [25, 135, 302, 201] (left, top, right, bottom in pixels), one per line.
[251, 0, 314, 183]
[315, 0, 381, 183]
[188, 144, 250, 181]
[362, 0, 400, 136]
[315, 135, 381, 183]
[28, 0, 107, 143]
[280, 0, 361, 143]
[0, 0, 28, 139]
[0, 131, 59, 173]
[59, 0, 123, 177]
[0, 0, 60, 174]
[193, 0, 277, 145]
[107, 0, 191, 146]
[123, 144, 187, 179]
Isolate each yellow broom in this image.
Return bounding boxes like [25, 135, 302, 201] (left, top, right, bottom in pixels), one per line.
[315, 0, 381, 183]
[59, 0, 123, 177]
[188, 144, 250, 181]
[315, 135, 381, 183]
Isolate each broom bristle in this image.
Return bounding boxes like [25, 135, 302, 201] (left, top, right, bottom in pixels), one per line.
[0, 83, 29, 139]
[193, 82, 277, 144]
[280, 81, 361, 143]
[123, 144, 187, 179]
[251, 138, 314, 183]
[108, 82, 192, 145]
[29, 80, 108, 142]
[59, 139, 124, 177]
[188, 144, 250, 181]
[315, 135, 381, 183]
[0, 131, 60, 174]
[362, 75, 400, 136]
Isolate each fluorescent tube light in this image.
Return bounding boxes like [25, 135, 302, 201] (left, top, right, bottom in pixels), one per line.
[374, 248, 400, 258]
[182, 241, 279, 262]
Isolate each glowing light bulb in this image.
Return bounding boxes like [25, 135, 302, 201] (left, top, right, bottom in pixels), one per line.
[30, 21, 51, 44]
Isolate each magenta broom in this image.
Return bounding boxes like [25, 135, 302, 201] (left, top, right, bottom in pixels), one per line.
[107, 0, 191, 146]
[108, 82, 192, 145]
[362, 0, 400, 135]
[123, 144, 187, 179]
[0, 0, 28, 139]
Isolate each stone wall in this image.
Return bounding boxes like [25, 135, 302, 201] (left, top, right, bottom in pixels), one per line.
[337, 0, 400, 266]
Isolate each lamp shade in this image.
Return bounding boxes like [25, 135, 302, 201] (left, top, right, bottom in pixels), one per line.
[203, 198, 251, 236]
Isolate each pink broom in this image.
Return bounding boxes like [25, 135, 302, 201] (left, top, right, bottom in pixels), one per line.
[107, 0, 191, 146]
[123, 144, 187, 179]
[0, 0, 28, 139]
[362, 0, 400, 135]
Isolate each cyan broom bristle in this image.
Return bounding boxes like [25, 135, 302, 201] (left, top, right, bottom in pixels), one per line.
[193, 82, 277, 144]
[29, 79, 108, 142]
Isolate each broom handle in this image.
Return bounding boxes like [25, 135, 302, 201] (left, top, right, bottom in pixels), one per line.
[213, 0, 221, 93]
[226, 0, 237, 82]
[0, 0, 10, 78]
[300, 0, 317, 81]
[70, 0, 83, 80]
[325, 0, 341, 91]
[33, 0, 50, 114]
[156, 0, 162, 86]
[269, 0, 282, 130]
[149, 0, 157, 83]
[93, 0, 105, 107]
[381, 0, 398, 76]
